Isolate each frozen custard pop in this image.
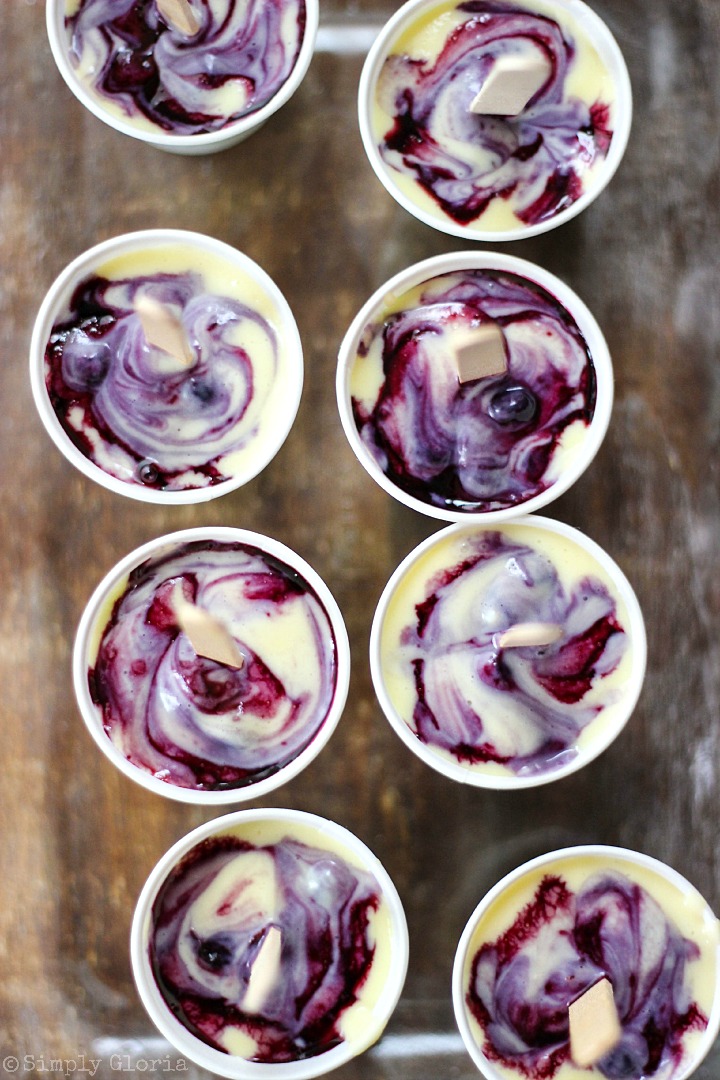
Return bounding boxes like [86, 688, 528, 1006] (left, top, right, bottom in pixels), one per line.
[453, 847, 720, 1080]
[31, 231, 303, 503]
[48, 0, 317, 150]
[371, 517, 646, 788]
[338, 253, 612, 522]
[359, 0, 632, 240]
[74, 528, 350, 803]
[131, 810, 409, 1077]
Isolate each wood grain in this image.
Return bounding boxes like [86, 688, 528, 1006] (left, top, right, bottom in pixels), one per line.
[0, 0, 718, 1076]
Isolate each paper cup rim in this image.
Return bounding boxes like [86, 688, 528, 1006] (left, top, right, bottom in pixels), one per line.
[73, 526, 350, 804]
[451, 844, 720, 1080]
[29, 228, 304, 504]
[358, 0, 632, 242]
[130, 807, 409, 1078]
[336, 250, 614, 524]
[46, 0, 319, 153]
[369, 514, 647, 790]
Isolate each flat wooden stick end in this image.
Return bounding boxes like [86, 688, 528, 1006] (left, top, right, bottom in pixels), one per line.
[568, 977, 622, 1068]
[453, 322, 507, 384]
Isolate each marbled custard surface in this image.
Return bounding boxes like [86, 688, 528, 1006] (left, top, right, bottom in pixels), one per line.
[88, 539, 338, 790]
[64, 0, 307, 134]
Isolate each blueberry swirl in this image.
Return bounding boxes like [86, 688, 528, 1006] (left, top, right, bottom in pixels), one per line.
[467, 867, 710, 1078]
[380, 528, 631, 777]
[150, 832, 382, 1060]
[46, 265, 282, 491]
[350, 268, 596, 514]
[374, 0, 615, 229]
[88, 540, 338, 790]
[65, 0, 307, 135]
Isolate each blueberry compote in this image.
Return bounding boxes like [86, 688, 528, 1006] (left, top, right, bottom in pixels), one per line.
[89, 540, 338, 790]
[466, 863, 710, 1078]
[149, 831, 382, 1061]
[65, 0, 307, 135]
[45, 264, 281, 492]
[374, 0, 615, 230]
[350, 268, 597, 514]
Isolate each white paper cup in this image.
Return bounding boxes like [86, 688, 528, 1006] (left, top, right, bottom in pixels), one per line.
[359, 0, 631, 241]
[370, 516, 646, 789]
[131, 808, 409, 1078]
[73, 527, 350, 804]
[46, 0, 318, 154]
[337, 251, 613, 524]
[452, 846, 720, 1079]
[30, 229, 303, 504]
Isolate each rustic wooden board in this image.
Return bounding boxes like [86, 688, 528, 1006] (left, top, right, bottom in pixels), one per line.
[0, 0, 718, 1075]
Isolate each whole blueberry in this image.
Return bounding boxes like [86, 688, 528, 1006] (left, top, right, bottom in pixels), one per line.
[599, 1033, 649, 1078]
[197, 936, 233, 971]
[137, 460, 159, 485]
[82, 345, 111, 387]
[488, 385, 537, 425]
[189, 377, 216, 405]
[60, 333, 112, 392]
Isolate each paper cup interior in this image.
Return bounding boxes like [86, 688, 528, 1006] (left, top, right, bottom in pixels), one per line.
[73, 527, 350, 804]
[46, 0, 318, 154]
[337, 250, 613, 524]
[358, 0, 632, 241]
[370, 515, 646, 789]
[30, 229, 303, 504]
[452, 845, 720, 1080]
[130, 808, 409, 1079]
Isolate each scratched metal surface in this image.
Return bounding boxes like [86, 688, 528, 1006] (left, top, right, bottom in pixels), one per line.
[0, 0, 718, 1076]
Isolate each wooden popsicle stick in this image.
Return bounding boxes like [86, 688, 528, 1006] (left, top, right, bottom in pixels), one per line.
[469, 52, 551, 116]
[569, 977, 622, 1068]
[173, 589, 244, 670]
[496, 622, 563, 648]
[135, 295, 195, 371]
[156, 0, 201, 36]
[453, 322, 507, 384]
[243, 927, 282, 1014]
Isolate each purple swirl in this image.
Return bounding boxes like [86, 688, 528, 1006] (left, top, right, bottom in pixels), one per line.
[351, 269, 596, 514]
[150, 832, 381, 1061]
[375, 0, 613, 227]
[467, 870, 708, 1077]
[88, 540, 338, 790]
[46, 269, 279, 491]
[65, 0, 307, 134]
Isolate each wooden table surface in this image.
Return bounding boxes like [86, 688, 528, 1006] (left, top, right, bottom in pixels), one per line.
[1, 0, 719, 1076]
